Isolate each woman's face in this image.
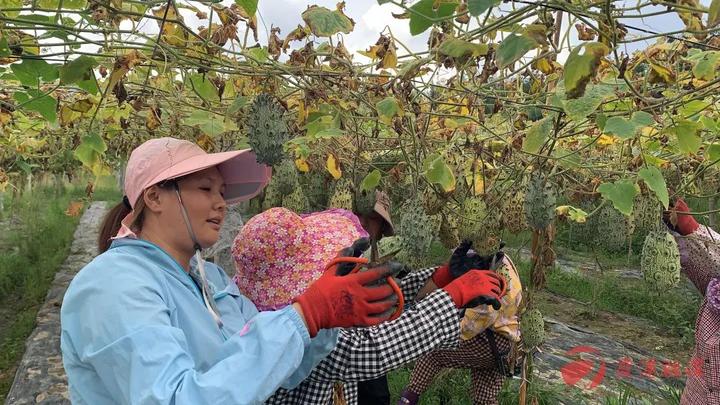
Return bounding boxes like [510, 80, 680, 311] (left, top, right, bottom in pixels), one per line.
[163, 167, 227, 250]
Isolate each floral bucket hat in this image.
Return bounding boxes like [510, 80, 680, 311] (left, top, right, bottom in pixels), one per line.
[232, 207, 368, 311]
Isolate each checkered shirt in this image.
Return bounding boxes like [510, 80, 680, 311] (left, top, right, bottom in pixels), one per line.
[265, 267, 461, 405]
[676, 225, 720, 405]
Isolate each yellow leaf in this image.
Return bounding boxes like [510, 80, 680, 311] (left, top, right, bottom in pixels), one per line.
[326, 154, 342, 179]
[358, 44, 382, 60]
[59, 106, 82, 126]
[648, 62, 676, 84]
[0, 112, 10, 126]
[146, 108, 161, 131]
[597, 134, 617, 146]
[65, 200, 84, 217]
[532, 57, 555, 74]
[444, 118, 459, 129]
[295, 157, 310, 172]
[640, 126, 659, 137]
[381, 44, 398, 69]
[473, 175, 485, 195]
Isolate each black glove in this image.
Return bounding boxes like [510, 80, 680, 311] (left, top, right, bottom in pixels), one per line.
[335, 238, 371, 276]
[449, 240, 506, 279]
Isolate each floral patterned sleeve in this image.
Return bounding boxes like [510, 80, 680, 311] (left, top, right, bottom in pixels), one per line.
[675, 225, 720, 294]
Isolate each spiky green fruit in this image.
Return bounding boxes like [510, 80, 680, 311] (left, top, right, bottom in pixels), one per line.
[422, 188, 446, 215]
[299, 171, 330, 211]
[398, 198, 438, 257]
[282, 186, 310, 213]
[524, 174, 556, 230]
[502, 191, 528, 234]
[261, 181, 282, 211]
[520, 309, 545, 348]
[438, 215, 460, 250]
[458, 197, 502, 255]
[593, 204, 633, 253]
[246, 94, 291, 166]
[328, 179, 354, 210]
[354, 189, 376, 216]
[632, 194, 664, 240]
[641, 231, 681, 290]
[273, 160, 299, 196]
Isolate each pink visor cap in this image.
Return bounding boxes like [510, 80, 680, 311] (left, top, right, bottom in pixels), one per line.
[114, 137, 271, 238]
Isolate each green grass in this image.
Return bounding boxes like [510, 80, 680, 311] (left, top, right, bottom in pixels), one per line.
[0, 176, 120, 399]
[514, 260, 700, 341]
[387, 364, 587, 404]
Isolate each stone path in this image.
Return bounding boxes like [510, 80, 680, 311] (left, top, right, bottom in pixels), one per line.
[5, 202, 106, 405]
[5, 204, 687, 404]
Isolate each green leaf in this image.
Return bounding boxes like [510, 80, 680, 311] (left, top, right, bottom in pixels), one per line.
[77, 78, 99, 95]
[552, 148, 582, 169]
[523, 115, 553, 154]
[301, 5, 355, 37]
[60, 55, 98, 85]
[360, 169, 382, 193]
[562, 84, 615, 121]
[82, 130, 107, 153]
[690, 51, 720, 81]
[563, 42, 609, 99]
[64, 0, 87, 9]
[409, 0, 458, 36]
[556, 205, 589, 223]
[305, 114, 339, 138]
[597, 180, 638, 216]
[437, 38, 489, 58]
[707, 143, 720, 164]
[314, 128, 344, 138]
[678, 100, 709, 119]
[227, 96, 249, 115]
[604, 117, 637, 139]
[423, 154, 456, 193]
[700, 116, 720, 132]
[234, 0, 258, 16]
[0, 36, 9, 57]
[246, 46, 269, 63]
[74, 142, 100, 169]
[183, 111, 237, 137]
[638, 166, 669, 209]
[495, 34, 536, 68]
[669, 121, 702, 154]
[709, 0, 720, 27]
[73, 131, 109, 178]
[0, 0, 23, 17]
[11, 58, 59, 87]
[14, 90, 57, 123]
[376, 96, 402, 125]
[468, 0, 499, 16]
[187, 74, 219, 102]
[631, 111, 654, 127]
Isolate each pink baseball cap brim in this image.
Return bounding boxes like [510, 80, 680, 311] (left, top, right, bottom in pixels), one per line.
[113, 137, 271, 239]
[144, 149, 272, 205]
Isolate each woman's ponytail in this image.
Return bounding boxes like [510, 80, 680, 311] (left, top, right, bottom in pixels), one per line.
[97, 199, 132, 253]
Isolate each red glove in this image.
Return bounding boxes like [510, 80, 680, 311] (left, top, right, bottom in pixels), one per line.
[294, 262, 398, 337]
[672, 198, 699, 235]
[431, 264, 453, 288]
[443, 270, 507, 309]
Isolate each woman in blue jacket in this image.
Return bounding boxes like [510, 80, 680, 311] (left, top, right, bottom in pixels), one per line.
[60, 137, 398, 404]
